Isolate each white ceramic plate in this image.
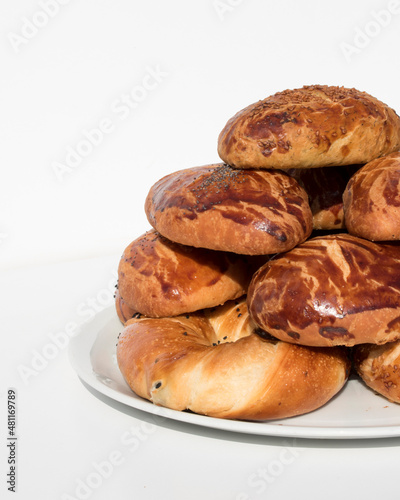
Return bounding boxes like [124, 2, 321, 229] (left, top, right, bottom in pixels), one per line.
[69, 306, 400, 439]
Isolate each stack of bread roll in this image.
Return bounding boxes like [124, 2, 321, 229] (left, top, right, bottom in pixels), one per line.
[116, 85, 400, 421]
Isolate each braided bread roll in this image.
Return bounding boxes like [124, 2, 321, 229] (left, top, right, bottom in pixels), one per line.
[218, 85, 400, 169]
[117, 298, 350, 421]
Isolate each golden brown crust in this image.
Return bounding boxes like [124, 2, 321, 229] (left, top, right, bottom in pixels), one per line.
[247, 233, 400, 347]
[286, 165, 360, 230]
[145, 163, 313, 255]
[117, 229, 252, 318]
[115, 289, 138, 324]
[343, 152, 400, 241]
[354, 341, 400, 404]
[218, 85, 400, 169]
[117, 298, 350, 420]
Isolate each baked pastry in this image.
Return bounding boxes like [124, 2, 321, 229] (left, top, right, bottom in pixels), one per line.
[115, 289, 137, 324]
[117, 297, 350, 420]
[145, 163, 313, 255]
[343, 152, 400, 241]
[218, 85, 400, 169]
[354, 341, 400, 404]
[117, 229, 252, 318]
[247, 233, 400, 347]
[286, 165, 360, 230]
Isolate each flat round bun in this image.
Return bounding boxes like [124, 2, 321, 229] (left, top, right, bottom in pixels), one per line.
[247, 233, 400, 347]
[218, 85, 400, 169]
[354, 341, 400, 404]
[117, 229, 252, 319]
[117, 297, 350, 420]
[145, 163, 313, 255]
[286, 165, 360, 230]
[343, 152, 400, 241]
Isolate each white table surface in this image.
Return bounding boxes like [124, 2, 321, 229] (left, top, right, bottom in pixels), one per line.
[2, 255, 400, 500]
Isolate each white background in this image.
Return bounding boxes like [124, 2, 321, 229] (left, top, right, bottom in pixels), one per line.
[1, 0, 400, 270]
[2, 1, 400, 499]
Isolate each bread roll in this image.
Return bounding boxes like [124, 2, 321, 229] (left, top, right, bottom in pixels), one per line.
[145, 163, 313, 255]
[247, 233, 400, 347]
[218, 85, 400, 169]
[117, 229, 252, 318]
[286, 165, 360, 230]
[343, 152, 400, 241]
[117, 297, 350, 420]
[354, 341, 400, 404]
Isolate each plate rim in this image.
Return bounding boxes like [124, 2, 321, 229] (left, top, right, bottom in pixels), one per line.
[68, 306, 400, 440]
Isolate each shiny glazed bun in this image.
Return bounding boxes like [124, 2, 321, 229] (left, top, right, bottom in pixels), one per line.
[145, 163, 313, 255]
[354, 341, 400, 404]
[247, 233, 400, 347]
[218, 85, 400, 169]
[117, 297, 350, 420]
[286, 165, 360, 230]
[343, 152, 400, 241]
[117, 229, 252, 319]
